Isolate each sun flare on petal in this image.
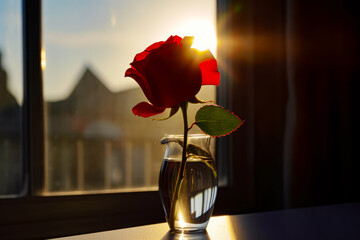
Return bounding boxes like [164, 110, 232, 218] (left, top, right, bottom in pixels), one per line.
[174, 19, 217, 56]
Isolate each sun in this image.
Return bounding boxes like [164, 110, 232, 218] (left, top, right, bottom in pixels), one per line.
[174, 19, 217, 56]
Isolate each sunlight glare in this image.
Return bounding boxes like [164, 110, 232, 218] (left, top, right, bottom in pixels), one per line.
[178, 211, 186, 229]
[41, 48, 46, 70]
[174, 19, 217, 56]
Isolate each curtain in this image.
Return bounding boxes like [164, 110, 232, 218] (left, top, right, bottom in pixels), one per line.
[284, 0, 360, 208]
[218, 0, 360, 212]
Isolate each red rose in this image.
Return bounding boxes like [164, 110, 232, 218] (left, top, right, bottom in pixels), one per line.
[125, 35, 220, 118]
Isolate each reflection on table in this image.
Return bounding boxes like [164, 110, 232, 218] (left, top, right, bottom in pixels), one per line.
[53, 203, 360, 240]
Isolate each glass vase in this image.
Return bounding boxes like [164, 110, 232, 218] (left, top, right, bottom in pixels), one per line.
[159, 134, 218, 233]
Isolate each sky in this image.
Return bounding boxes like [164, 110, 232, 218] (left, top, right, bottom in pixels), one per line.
[0, 0, 22, 103]
[0, 0, 216, 102]
[42, 0, 216, 101]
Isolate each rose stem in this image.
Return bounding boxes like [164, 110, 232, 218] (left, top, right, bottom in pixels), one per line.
[169, 101, 189, 231]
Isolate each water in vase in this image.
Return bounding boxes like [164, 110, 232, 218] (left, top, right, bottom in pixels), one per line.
[159, 156, 218, 232]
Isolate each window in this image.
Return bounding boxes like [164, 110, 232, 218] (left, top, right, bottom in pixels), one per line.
[0, 0, 25, 197]
[1, 0, 237, 239]
[41, 0, 217, 195]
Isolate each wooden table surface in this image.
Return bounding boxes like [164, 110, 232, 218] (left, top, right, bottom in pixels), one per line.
[53, 203, 360, 240]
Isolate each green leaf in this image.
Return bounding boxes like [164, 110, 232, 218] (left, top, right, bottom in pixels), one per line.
[187, 143, 212, 158]
[160, 138, 211, 159]
[194, 105, 243, 137]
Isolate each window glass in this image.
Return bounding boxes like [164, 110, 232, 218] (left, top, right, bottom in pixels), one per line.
[42, 0, 217, 194]
[0, 0, 24, 197]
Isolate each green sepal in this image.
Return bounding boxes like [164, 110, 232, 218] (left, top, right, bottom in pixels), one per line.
[194, 105, 243, 137]
[154, 106, 179, 121]
[189, 96, 208, 104]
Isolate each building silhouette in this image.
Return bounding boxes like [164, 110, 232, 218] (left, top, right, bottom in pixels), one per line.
[1, 60, 208, 195]
[45, 67, 189, 193]
[0, 51, 23, 196]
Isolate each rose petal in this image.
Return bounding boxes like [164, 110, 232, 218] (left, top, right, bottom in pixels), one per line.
[145, 41, 164, 51]
[125, 68, 154, 103]
[131, 57, 149, 76]
[197, 49, 216, 62]
[133, 41, 164, 62]
[200, 59, 220, 86]
[133, 51, 149, 63]
[132, 102, 166, 118]
[145, 47, 202, 108]
[165, 35, 182, 45]
[180, 36, 194, 48]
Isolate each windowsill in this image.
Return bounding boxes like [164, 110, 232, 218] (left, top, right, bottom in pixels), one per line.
[51, 202, 360, 240]
[41, 187, 158, 196]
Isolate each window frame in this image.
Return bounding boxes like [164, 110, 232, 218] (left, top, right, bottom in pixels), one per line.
[0, 0, 247, 238]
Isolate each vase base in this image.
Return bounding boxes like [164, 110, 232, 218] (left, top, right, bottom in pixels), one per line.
[171, 228, 207, 234]
[170, 220, 209, 234]
[164, 229, 210, 240]
[171, 229, 206, 234]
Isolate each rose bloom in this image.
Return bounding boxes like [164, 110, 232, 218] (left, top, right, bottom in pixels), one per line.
[125, 35, 220, 118]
